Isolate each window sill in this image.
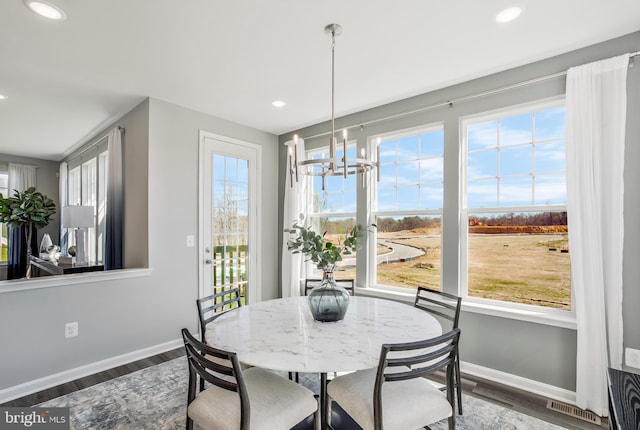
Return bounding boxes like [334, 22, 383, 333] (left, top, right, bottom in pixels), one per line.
[355, 286, 577, 330]
[0, 268, 152, 294]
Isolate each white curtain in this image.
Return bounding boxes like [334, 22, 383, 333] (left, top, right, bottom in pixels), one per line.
[281, 138, 308, 297]
[8, 163, 36, 193]
[105, 127, 124, 269]
[59, 162, 68, 252]
[566, 53, 629, 416]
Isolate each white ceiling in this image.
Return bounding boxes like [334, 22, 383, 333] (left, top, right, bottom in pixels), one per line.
[1, 0, 640, 161]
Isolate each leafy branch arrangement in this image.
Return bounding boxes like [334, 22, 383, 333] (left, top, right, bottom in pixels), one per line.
[285, 216, 365, 272]
[0, 187, 57, 230]
[0, 187, 56, 278]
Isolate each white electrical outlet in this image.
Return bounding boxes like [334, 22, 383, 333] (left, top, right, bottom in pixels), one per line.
[625, 347, 640, 369]
[65, 322, 78, 338]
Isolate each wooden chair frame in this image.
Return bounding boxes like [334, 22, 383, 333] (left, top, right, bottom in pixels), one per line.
[414, 286, 463, 415]
[373, 328, 461, 430]
[304, 278, 355, 296]
[196, 287, 242, 339]
[181, 328, 250, 430]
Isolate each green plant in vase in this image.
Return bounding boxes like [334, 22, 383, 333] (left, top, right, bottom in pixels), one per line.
[0, 187, 56, 279]
[285, 216, 365, 322]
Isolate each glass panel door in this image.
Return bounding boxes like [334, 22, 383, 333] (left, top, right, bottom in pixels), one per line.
[200, 134, 259, 306]
[211, 154, 249, 304]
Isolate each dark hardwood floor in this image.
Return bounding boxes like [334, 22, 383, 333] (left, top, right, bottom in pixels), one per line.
[2, 348, 608, 430]
[1, 348, 185, 408]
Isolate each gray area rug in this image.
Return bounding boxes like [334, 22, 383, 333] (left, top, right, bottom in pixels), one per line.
[40, 358, 565, 429]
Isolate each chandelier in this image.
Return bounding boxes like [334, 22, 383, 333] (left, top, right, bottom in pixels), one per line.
[289, 24, 379, 188]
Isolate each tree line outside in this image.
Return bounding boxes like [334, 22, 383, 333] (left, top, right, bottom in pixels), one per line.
[320, 211, 567, 233]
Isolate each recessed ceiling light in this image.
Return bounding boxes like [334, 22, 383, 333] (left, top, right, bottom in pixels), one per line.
[0, 95, 7, 100]
[272, 100, 286, 108]
[495, 6, 522, 23]
[24, 0, 67, 21]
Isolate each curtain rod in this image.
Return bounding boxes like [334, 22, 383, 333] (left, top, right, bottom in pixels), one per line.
[298, 50, 640, 141]
[70, 126, 125, 160]
[5, 163, 38, 168]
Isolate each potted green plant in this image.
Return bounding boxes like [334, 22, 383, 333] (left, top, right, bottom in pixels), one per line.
[0, 187, 56, 279]
[285, 216, 365, 322]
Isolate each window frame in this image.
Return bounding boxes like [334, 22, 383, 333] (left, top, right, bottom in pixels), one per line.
[459, 96, 574, 318]
[304, 142, 359, 279]
[367, 123, 445, 290]
[65, 138, 108, 264]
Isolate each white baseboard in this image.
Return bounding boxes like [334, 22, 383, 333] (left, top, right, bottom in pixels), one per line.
[461, 361, 577, 404]
[0, 338, 183, 404]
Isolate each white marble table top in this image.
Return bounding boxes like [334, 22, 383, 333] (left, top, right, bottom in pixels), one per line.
[205, 296, 442, 373]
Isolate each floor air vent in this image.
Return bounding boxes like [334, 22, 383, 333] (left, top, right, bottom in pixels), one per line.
[546, 400, 602, 425]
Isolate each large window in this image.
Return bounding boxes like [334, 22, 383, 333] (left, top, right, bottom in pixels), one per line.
[66, 140, 108, 264]
[372, 126, 444, 290]
[300, 99, 569, 315]
[305, 144, 357, 279]
[461, 99, 570, 310]
[0, 172, 8, 262]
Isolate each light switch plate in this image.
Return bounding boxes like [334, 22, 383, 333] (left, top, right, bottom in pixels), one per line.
[625, 347, 640, 369]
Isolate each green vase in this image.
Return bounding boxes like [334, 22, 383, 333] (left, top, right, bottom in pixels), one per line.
[307, 271, 350, 322]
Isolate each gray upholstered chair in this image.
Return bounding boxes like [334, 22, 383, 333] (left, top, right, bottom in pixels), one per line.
[327, 328, 461, 430]
[181, 328, 319, 430]
[414, 286, 463, 414]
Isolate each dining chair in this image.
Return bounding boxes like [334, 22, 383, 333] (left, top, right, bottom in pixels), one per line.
[197, 287, 242, 341]
[181, 328, 319, 430]
[414, 286, 463, 415]
[196, 287, 246, 391]
[304, 278, 355, 296]
[327, 328, 461, 430]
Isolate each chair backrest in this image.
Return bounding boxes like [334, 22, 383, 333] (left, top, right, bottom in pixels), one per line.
[304, 278, 355, 296]
[373, 328, 461, 429]
[181, 328, 250, 430]
[414, 286, 461, 330]
[197, 287, 242, 339]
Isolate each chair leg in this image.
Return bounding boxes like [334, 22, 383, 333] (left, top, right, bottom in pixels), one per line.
[314, 399, 321, 430]
[455, 357, 463, 415]
[448, 412, 456, 430]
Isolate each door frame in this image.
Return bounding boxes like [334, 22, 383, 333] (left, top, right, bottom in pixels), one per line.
[198, 130, 263, 304]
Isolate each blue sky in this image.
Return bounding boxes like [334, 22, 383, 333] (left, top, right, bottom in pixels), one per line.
[467, 106, 566, 207]
[309, 105, 566, 213]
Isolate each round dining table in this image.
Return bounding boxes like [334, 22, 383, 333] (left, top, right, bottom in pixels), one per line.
[205, 295, 442, 429]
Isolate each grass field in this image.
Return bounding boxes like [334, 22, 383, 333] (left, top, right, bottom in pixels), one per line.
[333, 230, 571, 310]
[467, 234, 570, 309]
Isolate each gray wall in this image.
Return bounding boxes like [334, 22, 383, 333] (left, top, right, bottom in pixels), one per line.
[146, 97, 280, 315]
[0, 97, 279, 391]
[278, 31, 640, 391]
[0, 154, 60, 280]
